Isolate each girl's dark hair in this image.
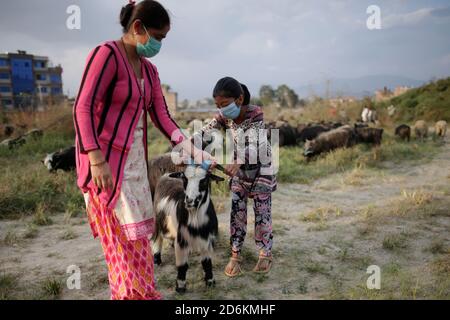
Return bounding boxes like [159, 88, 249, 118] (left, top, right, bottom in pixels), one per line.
[213, 77, 244, 100]
[120, 0, 170, 33]
[240, 83, 251, 105]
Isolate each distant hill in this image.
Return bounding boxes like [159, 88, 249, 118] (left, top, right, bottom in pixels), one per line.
[377, 77, 450, 122]
[296, 75, 425, 99]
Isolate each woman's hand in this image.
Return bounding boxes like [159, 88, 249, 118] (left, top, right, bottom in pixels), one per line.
[192, 147, 217, 170]
[88, 150, 114, 190]
[202, 150, 217, 171]
[176, 140, 217, 170]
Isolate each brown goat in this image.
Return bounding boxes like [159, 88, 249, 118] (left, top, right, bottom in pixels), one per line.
[354, 127, 384, 145]
[304, 125, 356, 158]
[395, 125, 411, 142]
[147, 153, 185, 198]
[414, 120, 428, 141]
[435, 121, 447, 139]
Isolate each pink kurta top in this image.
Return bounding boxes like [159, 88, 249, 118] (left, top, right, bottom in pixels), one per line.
[84, 93, 155, 240]
[73, 40, 186, 212]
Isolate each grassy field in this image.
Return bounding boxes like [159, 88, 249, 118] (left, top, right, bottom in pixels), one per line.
[0, 105, 443, 219]
[0, 87, 449, 300]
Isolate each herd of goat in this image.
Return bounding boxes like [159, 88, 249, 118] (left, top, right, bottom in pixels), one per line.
[267, 119, 447, 158]
[0, 118, 447, 293]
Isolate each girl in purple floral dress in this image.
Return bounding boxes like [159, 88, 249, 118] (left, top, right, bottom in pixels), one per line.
[195, 77, 277, 277]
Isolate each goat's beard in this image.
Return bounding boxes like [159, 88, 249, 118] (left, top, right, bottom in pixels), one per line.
[187, 206, 198, 215]
[187, 194, 207, 214]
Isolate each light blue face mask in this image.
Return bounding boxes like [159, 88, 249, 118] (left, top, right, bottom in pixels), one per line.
[136, 25, 162, 58]
[220, 101, 241, 120]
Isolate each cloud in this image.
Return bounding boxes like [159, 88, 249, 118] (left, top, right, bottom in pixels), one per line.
[383, 6, 450, 29]
[0, 1, 449, 100]
[440, 53, 450, 66]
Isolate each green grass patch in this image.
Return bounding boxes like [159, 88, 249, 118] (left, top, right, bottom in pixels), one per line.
[0, 273, 19, 300]
[382, 233, 409, 251]
[276, 135, 441, 184]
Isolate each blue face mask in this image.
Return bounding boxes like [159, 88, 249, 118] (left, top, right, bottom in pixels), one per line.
[220, 101, 241, 120]
[136, 25, 162, 58]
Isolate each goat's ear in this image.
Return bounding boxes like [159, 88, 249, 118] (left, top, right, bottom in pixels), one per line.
[168, 172, 185, 179]
[209, 174, 225, 182]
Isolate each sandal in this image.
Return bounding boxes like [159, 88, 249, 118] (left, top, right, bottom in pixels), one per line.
[224, 256, 243, 278]
[253, 254, 273, 274]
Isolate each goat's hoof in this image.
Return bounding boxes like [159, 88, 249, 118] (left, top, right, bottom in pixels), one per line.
[205, 279, 216, 288]
[175, 284, 187, 294]
[154, 253, 162, 266]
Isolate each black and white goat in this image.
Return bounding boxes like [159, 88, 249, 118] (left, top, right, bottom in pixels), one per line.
[42, 146, 76, 172]
[151, 165, 224, 293]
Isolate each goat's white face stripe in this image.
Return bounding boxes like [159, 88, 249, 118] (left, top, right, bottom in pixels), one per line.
[44, 154, 53, 170]
[184, 166, 207, 202]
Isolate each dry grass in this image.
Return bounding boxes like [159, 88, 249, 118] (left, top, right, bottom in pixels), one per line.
[382, 232, 410, 251]
[360, 189, 443, 224]
[300, 206, 343, 223]
[1, 99, 449, 300]
[59, 228, 77, 241]
[0, 273, 18, 300]
[0, 104, 73, 139]
[32, 203, 53, 226]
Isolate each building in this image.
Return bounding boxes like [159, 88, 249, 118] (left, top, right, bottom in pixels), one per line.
[329, 96, 357, 108]
[375, 86, 410, 102]
[161, 84, 177, 115]
[0, 50, 63, 110]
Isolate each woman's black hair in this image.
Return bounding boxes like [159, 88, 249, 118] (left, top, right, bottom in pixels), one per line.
[120, 0, 170, 33]
[240, 83, 251, 105]
[213, 77, 244, 100]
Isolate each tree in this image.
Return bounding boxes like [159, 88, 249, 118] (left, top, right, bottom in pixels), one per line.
[276, 84, 299, 108]
[161, 84, 171, 92]
[259, 85, 275, 106]
[180, 99, 189, 109]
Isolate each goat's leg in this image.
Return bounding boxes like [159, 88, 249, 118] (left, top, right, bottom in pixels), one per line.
[175, 233, 189, 293]
[151, 235, 163, 266]
[200, 243, 215, 288]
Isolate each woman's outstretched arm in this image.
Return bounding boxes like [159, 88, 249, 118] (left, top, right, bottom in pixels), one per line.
[146, 63, 215, 165]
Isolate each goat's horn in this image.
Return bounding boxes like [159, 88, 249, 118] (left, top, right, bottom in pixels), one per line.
[214, 164, 226, 173]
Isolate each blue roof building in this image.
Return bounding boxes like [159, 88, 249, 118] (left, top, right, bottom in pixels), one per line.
[0, 50, 63, 110]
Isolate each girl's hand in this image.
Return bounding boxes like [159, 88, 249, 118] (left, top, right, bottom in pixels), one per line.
[224, 163, 241, 177]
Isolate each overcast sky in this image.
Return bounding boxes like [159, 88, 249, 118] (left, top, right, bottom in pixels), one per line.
[1, 0, 449, 100]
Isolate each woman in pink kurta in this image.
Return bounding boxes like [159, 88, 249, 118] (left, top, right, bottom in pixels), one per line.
[73, 0, 213, 300]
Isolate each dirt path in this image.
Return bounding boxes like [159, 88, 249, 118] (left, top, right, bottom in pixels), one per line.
[1, 141, 449, 299]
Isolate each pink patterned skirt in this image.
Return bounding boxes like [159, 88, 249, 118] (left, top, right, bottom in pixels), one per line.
[83, 108, 161, 300]
[85, 189, 162, 300]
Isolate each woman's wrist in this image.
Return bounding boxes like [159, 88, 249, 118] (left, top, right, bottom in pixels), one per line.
[90, 160, 106, 167]
[88, 149, 105, 164]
